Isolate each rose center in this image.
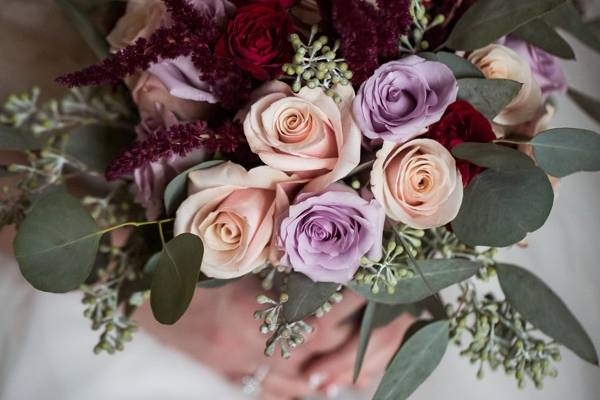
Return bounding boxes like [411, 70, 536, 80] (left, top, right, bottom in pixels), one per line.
[203, 211, 244, 251]
[276, 107, 314, 143]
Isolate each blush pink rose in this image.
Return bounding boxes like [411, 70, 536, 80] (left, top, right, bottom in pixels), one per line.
[174, 162, 299, 279]
[371, 139, 463, 229]
[242, 81, 361, 193]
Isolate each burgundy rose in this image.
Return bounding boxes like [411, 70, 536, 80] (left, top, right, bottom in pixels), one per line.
[215, 1, 294, 80]
[424, 100, 496, 186]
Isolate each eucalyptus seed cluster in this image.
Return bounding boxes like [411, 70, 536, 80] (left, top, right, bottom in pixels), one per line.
[254, 292, 314, 358]
[281, 26, 353, 103]
[82, 182, 141, 228]
[354, 226, 425, 295]
[399, 0, 446, 53]
[449, 285, 561, 389]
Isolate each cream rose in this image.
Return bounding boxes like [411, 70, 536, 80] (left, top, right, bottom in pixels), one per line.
[106, 0, 166, 52]
[371, 139, 463, 229]
[132, 72, 216, 125]
[468, 44, 542, 126]
[174, 162, 297, 279]
[242, 81, 361, 193]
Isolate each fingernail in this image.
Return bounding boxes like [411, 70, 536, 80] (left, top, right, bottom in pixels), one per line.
[326, 385, 341, 398]
[308, 373, 326, 389]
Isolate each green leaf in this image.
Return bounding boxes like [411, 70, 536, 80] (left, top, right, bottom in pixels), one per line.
[372, 303, 425, 328]
[497, 263, 598, 365]
[373, 320, 449, 400]
[163, 160, 224, 215]
[348, 259, 480, 305]
[568, 88, 600, 124]
[419, 52, 483, 79]
[0, 126, 41, 151]
[56, 0, 109, 60]
[446, 0, 565, 51]
[457, 78, 522, 120]
[66, 124, 135, 172]
[282, 272, 339, 322]
[14, 191, 101, 293]
[545, 2, 600, 53]
[354, 301, 377, 383]
[150, 233, 204, 325]
[530, 128, 600, 177]
[143, 252, 161, 276]
[512, 18, 575, 59]
[452, 142, 535, 172]
[196, 276, 236, 289]
[451, 167, 554, 247]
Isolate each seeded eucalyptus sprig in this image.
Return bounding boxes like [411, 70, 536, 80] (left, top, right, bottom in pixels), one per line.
[399, 0, 445, 53]
[449, 282, 561, 388]
[281, 26, 353, 103]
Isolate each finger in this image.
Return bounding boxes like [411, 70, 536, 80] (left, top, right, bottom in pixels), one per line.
[261, 371, 316, 399]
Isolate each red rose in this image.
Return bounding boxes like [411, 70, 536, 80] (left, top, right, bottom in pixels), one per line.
[216, 2, 294, 80]
[425, 100, 496, 186]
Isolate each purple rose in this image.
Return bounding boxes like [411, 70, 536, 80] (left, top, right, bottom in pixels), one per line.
[503, 36, 567, 101]
[353, 56, 458, 143]
[278, 184, 385, 283]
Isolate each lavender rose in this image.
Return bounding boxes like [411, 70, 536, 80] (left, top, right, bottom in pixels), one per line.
[277, 184, 385, 283]
[502, 36, 568, 101]
[353, 56, 458, 143]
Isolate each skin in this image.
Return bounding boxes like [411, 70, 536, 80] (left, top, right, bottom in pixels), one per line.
[136, 278, 414, 399]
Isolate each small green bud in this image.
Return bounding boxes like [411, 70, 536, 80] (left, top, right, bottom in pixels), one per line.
[307, 80, 317, 89]
[317, 62, 328, 72]
[313, 41, 323, 51]
[293, 54, 304, 64]
[279, 293, 289, 303]
[325, 89, 335, 97]
[317, 35, 329, 45]
[316, 71, 326, 80]
[351, 178, 361, 189]
[325, 51, 336, 61]
[292, 81, 302, 92]
[344, 71, 354, 80]
[302, 70, 314, 80]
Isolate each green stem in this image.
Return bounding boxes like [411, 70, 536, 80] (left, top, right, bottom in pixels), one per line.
[98, 218, 174, 236]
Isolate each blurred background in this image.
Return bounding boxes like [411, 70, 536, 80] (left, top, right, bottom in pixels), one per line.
[1, 1, 599, 399]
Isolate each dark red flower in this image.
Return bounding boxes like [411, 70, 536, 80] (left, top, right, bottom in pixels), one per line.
[230, 0, 297, 8]
[424, 100, 496, 186]
[215, 2, 294, 80]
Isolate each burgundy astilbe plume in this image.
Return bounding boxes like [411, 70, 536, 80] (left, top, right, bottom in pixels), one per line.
[105, 120, 245, 180]
[321, 0, 411, 85]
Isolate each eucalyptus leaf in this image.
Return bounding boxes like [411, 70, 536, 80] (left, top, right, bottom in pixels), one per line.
[452, 142, 535, 172]
[457, 78, 522, 120]
[150, 233, 204, 325]
[497, 263, 598, 365]
[0, 126, 41, 151]
[143, 252, 161, 276]
[348, 259, 480, 305]
[372, 302, 425, 328]
[66, 124, 135, 172]
[445, 0, 565, 51]
[512, 18, 575, 59]
[282, 272, 339, 322]
[163, 160, 224, 215]
[354, 301, 377, 383]
[419, 52, 483, 79]
[545, 2, 600, 53]
[373, 320, 449, 400]
[451, 167, 554, 247]
[568, 88, 600, 124]
[14, 191, 101, 293]
[530, 128, 600, 177]
[56, 0, 109, 60]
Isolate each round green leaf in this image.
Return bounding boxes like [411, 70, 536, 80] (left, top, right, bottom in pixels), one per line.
[14, 191, 101, 293]
[568, 88, 600, 124]
[56, 0, 109, 60]
[452, 142, 535, 172]
[451, 167, 554, 247]
[354, 301, 377, 383]
[348, 259, 480, 305]
[373, 320, 449, 400]
[531, 128, 600, 177]
[512, 18, 575, 59]
[0, 126, 41, 151]
[545, 3, 600, 53]
[445, 0, 565, 50]
[282, 272, 339, 322]
[66, 124, 135, 172]
[163, 160, 224, 215]
[150, 233, 204, 325]
[497, 263, 598, 365]
[419, 52, 483, 79]
[457, 78, 522, 120]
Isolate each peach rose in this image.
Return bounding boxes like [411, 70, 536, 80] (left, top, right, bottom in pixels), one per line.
[132, 72, 216, 125]
[106, 0, 166, 52]
[242, 81, 361, 193]
[468, 44, 542, 126]
[371, 139, 463, 229]
[174, 162, 297, 279]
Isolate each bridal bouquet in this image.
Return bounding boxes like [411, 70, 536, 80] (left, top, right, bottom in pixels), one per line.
[2, 0, 600, 398]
